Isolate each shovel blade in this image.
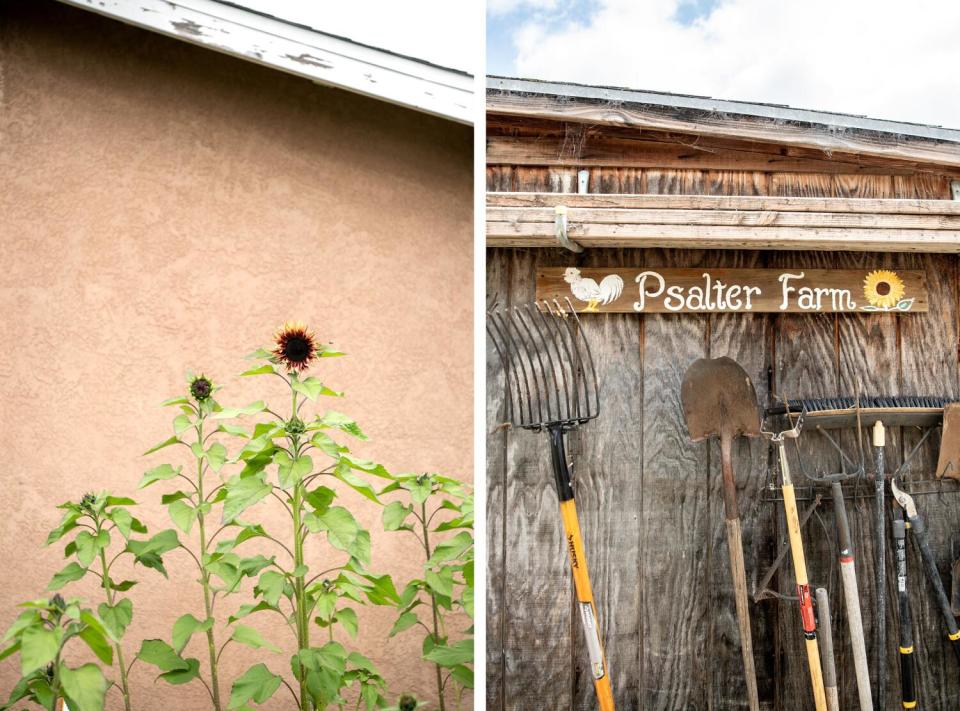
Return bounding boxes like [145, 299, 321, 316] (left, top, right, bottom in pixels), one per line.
[938, 403, 960, 480]
[681, 356, 760, 442]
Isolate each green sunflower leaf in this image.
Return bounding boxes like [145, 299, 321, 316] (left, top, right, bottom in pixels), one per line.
[59, 663, 108, 711]
[229, 625, 280, 653]
[144, 435, 182, 456]
[20, 626, 60, 674]
[139, 463, 182, 489]
[48, 562, 87, 591]
[98, 599, 133, 642]
[172, 614, 213, 654]
[228, 663, 281, 708]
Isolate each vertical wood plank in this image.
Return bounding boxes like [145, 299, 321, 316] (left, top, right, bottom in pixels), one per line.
[571, 248, 646, 710]
[499, 248, 576, 711]
[705, 248, 776, 709]
[639, 248, 712, 709]
[485, 248, 510, 710]
[897, 253, 960, 709]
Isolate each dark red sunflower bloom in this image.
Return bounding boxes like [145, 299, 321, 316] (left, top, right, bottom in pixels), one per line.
[273, 321, 318, 372]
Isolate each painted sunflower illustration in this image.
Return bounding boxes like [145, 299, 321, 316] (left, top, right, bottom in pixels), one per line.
[273, 321, 318, 372]
[863, 270, 905, 309]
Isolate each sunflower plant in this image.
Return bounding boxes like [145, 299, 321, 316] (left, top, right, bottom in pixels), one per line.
[383, 474, 474, 711]
[0, 594, 112, 711]
[135, 373, 282, 711]
[42, 492, 159, 711]
[210, 322, 395, 710]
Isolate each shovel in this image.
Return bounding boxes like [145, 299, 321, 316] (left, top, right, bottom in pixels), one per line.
[681, 356, 761, 711]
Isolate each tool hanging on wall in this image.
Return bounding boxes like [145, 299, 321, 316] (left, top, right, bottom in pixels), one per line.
[873, 420, 888, 710]
[891, 477, 960, 669]
[760, 411, 827, 711]
[892, 503, 917, 710]
[764, 394, 960, 709]
[486, 299, 614, 711]
[815, 588, 840, 711]
[681, 356, 761, 711]
[801, 424, 873, 711]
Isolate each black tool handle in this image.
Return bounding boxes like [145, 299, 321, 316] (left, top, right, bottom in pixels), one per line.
[908, 513, 960, 667]
[549, 426, 575, 502]
[893, 516, 917, 709]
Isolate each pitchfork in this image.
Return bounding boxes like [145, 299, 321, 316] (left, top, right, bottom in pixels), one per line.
[486, 298, 615, 711]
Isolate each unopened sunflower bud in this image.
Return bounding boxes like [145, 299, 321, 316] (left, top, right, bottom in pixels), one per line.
[49, 594, 65, 611]
[190, 375, 213, 402]
[80, 493, 96, 512]
[399, 694, 418, 711]
[285, 417, 306, 436]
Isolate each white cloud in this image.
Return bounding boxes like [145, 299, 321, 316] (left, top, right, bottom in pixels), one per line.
[488, 0, 559, 17]
[506, 0, 960, 128]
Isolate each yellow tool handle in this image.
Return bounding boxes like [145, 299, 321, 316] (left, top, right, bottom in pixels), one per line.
[560, 499, 615, 711]
[783, 483, 828, 711]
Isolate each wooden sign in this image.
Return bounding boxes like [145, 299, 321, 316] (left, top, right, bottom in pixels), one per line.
[537, 267, 928, 314]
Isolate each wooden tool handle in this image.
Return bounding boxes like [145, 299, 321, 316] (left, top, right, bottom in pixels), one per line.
[815, 588, 839, 711]
[782, 483, 828, 711]
[559, 499, 615, 711]
[840, 559, 874, 711]
[724, 517, 760, 711]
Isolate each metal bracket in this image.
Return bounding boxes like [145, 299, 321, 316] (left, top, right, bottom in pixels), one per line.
[952, 180, 960, 200]
[554, 205, 584, 253]
[577, 170, 590, 194]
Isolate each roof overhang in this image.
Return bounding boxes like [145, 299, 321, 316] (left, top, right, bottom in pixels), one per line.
[58, 0, 475, 124]
[487, 77, 960, 168]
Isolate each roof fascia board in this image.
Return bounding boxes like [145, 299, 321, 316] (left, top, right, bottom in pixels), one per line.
[487, 77, 960, 144]
[58, 0, 474, 124]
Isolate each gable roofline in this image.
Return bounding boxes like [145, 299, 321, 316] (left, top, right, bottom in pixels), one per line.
[57, 0, 474, 124]
[488, 76, 960, 168]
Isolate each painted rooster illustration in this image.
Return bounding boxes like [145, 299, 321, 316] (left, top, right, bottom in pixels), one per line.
[563, 267, 624, 312]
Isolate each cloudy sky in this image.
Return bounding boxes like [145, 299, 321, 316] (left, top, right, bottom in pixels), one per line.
[487, 0, 960, 129]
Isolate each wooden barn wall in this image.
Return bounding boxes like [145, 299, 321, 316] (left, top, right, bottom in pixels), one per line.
[486, 159, 960, 709]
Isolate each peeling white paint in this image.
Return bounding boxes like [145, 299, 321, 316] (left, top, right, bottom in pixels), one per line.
[56, 0, 475, 124]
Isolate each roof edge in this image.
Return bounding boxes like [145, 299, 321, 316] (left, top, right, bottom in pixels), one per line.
[487, 76, 960, 144]
[57, 0, 475, 124]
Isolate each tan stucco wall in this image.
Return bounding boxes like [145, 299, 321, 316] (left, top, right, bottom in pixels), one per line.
[0, 1, 473, 708]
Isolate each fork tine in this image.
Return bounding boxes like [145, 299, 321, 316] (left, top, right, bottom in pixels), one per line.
[511, 305, 554, 426]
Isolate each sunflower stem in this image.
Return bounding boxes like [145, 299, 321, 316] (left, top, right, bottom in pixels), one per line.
[196, 418, 223, 711]
[98, 542, 131, 711]
[421, 500, 446, 711]
[289, 388, 312, 711]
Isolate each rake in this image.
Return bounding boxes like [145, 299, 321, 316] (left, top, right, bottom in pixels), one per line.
[487, 299, 614, 711]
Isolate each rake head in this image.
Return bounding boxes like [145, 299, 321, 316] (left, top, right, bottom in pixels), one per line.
[487, 298, 599, 432]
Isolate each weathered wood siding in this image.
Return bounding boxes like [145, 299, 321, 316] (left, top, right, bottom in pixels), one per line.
[486, 128, 960, 710]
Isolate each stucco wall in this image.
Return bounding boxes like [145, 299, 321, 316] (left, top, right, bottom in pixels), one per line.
[0, 1, 473, 708]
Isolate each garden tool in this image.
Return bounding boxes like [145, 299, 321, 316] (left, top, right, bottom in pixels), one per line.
[767, 394, 960, 709]
[937, 402, 960, 479]
[891, 476, 960, 669]
[760, 410, 827, 711]
[486, 299, 614, 711]
[892, 503, 917, 710]
[873, 420, 888, 710]
[816, 588, 840, 711]
[681, 356, 760, 711]
[804, 435, 873, 710]
[952, 558, 960, 617]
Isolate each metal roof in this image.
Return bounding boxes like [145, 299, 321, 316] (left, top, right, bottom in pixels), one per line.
[57, 0, 475, 124]
[488, 76, 960, 144]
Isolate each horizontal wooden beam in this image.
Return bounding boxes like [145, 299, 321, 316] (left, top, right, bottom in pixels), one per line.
[487, 135, 926, 175]
[486, 193, 960, 252]
[486, 223, 960, 252]
[490, 207, 960, 230]
[488, 192, 960, 215]
[487, 93, 960, 170]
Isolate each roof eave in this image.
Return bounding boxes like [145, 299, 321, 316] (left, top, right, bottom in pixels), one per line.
[58, 0, 475, 124]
